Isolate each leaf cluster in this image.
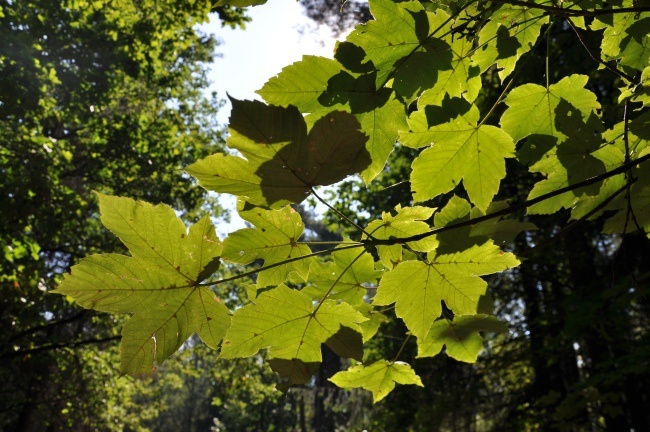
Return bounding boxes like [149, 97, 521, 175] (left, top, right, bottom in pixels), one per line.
[54, 0, 650, 402]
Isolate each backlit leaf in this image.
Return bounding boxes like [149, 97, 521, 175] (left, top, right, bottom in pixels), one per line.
[53, 194, 230, 375]
[258, 55, 407, 183]
[374, 243, 519, 338]
[345, 0, 453, 99]
[364, 204, 438, 268]
[501, 76, 605, 214]
[268, 359, 320, 392]
[472, 6, 548, 80]
[329, 360, 423, 402]
[220, 284, 366, 362]
[417, 314, 508, 362]
[223, 202, 312, 288]
[325, 326, 364, 361]
[501, 75, 600, 143]
[408, 104, 515, 211]
[303, 242, 381, 304]
[592, 10, 650, 71]
[186, 99, 370, 207]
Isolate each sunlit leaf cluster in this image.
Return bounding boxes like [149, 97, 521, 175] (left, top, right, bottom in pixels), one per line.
[55, 0, 650, 401]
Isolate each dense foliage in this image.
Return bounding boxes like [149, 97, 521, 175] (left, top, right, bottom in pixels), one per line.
[0, 0, 247, 429]
[4, 0, 650, 430]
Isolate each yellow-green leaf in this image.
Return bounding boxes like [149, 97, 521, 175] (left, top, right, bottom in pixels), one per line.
[220, 284, 367, 362]
[329, 360, 423, 402]
[417, 314, 508, 362]
[53, 194, 230, 375]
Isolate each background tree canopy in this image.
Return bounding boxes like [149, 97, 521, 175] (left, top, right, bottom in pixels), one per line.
[2, 0, 650, 431]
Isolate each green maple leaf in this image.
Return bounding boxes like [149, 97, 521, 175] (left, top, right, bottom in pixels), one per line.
[592, 10, 650, 71]
[619, 111, 650, 157]
[345, 0, 454, 99]
[524, 111, 607, 214]
[432, 195, 474, 253]
[416, 35, 481, 106]
[303, 242, 382, 304]
[324, 326, 364, 362]
[330, 361, 424, 403]
[560, 115, 640, 222]
[501, 76, 605, 214]
[472, 6, 549, 80]
[364, 204, 439, 268]
[220, 284, 366, 362]
[257, 55, 343, 114]
[222, 202, 312, 288]
[429, 196, 534, 253]
[619, 66, 650, 106]
[406, 104, 515, 211]
[53, 194, 230, 375]
[417, 315, 508, 363]
[355, 302, 389, 342]
[268, 359, 320, 392]
[500, 75, 601, 144]
[374, 243, 519, 338]
[186, 99, 370, 207]
[257, 55, 407, 184]
[602, 167, 650, 237]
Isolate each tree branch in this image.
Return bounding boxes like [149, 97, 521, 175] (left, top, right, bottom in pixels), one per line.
[199, 243, 363, 288]
[1, 336, 121, 360]
[566, 17, 635, 83]
[491, 0, 650, 17]
[311, 187, 373, 238]
[364, 152, 650, 246]
[5, 311, 87, 344]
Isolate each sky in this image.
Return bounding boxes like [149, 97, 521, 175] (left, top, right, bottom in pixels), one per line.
[202, 0, 339, 124]
[199, 0, 340, 236]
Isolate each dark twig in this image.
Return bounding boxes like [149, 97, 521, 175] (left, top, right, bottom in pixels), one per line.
[566, 18, 635, 83]
[491, 0, 650, 17]
[363, 152, 650, 246]
[1, 336, 121, 360]
[311, 187, 373, 238]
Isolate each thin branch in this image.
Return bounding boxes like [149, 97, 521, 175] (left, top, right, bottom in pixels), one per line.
[377, 305, 396, 314]
[311, 187, 373, 238]
[392, 334, 413, 363]
[1, 336, 121, 360]
[5, 311, 87, 344]
[491, 0, 650, 17]
[364, 152, 650, 246]
[198, 243, 364, 288]
[546, 20, 551, 89]
[566, 18, 635, 83]
[199, 153, 650, 289]
[622, 99, 644, 233]
[520, 179, 632, 258]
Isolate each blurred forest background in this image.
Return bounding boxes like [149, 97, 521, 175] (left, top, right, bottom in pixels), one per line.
[1, 1, 648, 431]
